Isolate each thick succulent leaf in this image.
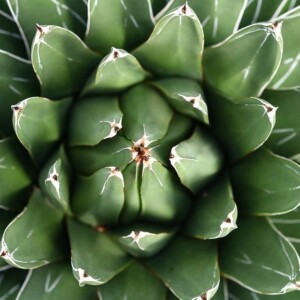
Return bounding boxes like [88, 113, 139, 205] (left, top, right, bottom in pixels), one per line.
[133, 3, 204, 80]
[16, 261, 96, 300]
[140, 160, 191, 224]
[230, 148, 300, 216]
[151, 78, 208, 124]
[208, 92, 276, 162]
[220, 217, 300, 294]
[111, 223, 177, 258]
[0, 137, 35, 211]
[85, 0, 154, 54]
[83, 48, 149, 95]
[0, 189, 66, 269]
[228, 280, 300, 300]
[182, 173, 237, 239]
[12, 97, 72, 167]
[212, 279, 229, 300]
[120, 84, 173, 142]
[0, 268, 27, 300]
[39, 146, 71, 214]
[72, 167, 125, 226]
[67, 219, 131, 286]
[0, 3, 26, 57]
[0, 51, 39, 136]
[203, 22, 283, 100]
[170, 126, 223, 194]
[240, 0, 300, 27]
[157, 0, 247, 46]
[146, 237, 220, 300]
[7, 0, 87, 56]
[31, 25, 99, 99]
[269, 7, 300, 89]
[264, 89, 300, 158]
[69, 135, 132, 175]
[98, 261, 167, 300]
[69, 96, 123, 146]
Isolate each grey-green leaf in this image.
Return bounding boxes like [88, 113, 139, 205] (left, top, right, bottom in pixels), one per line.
[146, 236, 220, 300]
[220, 217, 300, 294]
[67, 219, 131, 286]
[0, 189, 66, 269]
[230, 148, 300, 216]
[203, 22, 283, 100]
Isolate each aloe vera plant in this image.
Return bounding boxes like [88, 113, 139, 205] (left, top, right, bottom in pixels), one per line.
[1, 0, 300, 299]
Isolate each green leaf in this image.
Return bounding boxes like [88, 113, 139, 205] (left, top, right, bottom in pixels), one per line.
[0, 137, 35, 211]
[12, 97, 72, 167]
[146, 237, 220, 300]
[182, 173, 237, 239]
[85, 0, 154, 54]
[269, 7, 300, 90]
[72, 167, 125, 226]
[228, 280, 300, 300]
[67, 219, 131, 286]
[120, 84, 173, 142]
[212, 279, 229, 300]
[7, 0, 87, 56]
[264, 89, 300, 158]
[31, 25, 99, 99]
[0, 51, 39, 136]
[39, 146, 72, 214]
[68, 96, 123, 147]
[111, 223, 177, 258]
[170, 126, 223, 194]
[83, 48, 149, 95]
[133, 3, 204, 80]
[98, 261, 167, 300]
[16, 261, 96, 300]
[0, 268, 27, 300]
[208, 92, 276, 162]
[220, 217, 300, 294]
[0, 189, 66, 269]
[156, 0, 247, 46]
[151, 78, 208, 124]
[69, 135, 132, 175]
[203, 22, 283, 100]
[230, 148, 300, 216]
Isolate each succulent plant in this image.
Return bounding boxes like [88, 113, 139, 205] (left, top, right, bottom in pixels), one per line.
[1, 0, 300, 299]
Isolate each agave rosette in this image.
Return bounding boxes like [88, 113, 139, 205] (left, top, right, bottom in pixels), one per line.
[1, 0, 300, 299]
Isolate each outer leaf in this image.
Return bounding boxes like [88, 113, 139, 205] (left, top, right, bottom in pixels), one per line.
[7, 0, 87, 56]
[72, 167, 125, 226]
[83, 48, 149, 95]
[98, 261, 167, 300]
[0, 268, 27, 300]
[208, 92, 276, 162]
[0, 189, 66, 269]
[269, 7, 300, 89]
[0, 137, 35, 211]
[220, 217, 300, 294]
[230, 148, 300, 216]
[0, 51, 39, 136]
[203, 22, 283, 100]
[12, 97, 72, 167]
[133, 3, 204, 80]
[157, 0, 247, 45]
[85, 0, 154, 54]
[264, 89, 300, 158]
[146, 237, 220, 300]
[31, 25, 99, 99]
[16, 261, 96, 300]
[170, 126, 223, 194]
[67, 219, 131, 286]
[151, 78, 208, 124]
[182, 173, 237, 239]
[68, 96, 123, 146]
